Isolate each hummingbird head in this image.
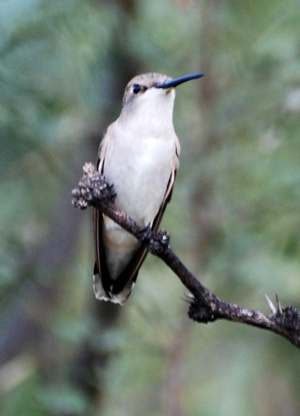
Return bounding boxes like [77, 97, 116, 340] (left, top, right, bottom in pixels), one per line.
[122, 72, 204, 106]
[119, 72, 204, 125]
[121, 73, 173, 108]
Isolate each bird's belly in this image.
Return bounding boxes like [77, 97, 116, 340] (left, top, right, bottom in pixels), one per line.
[102, 216, 140, 278]
[101, 135, 175, 278]
[104, 137, 174, 225]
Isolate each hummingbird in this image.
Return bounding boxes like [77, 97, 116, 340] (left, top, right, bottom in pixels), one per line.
[93, 72, 204, 304]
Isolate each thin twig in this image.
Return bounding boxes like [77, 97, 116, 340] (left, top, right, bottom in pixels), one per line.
[72, 163, 300, 349]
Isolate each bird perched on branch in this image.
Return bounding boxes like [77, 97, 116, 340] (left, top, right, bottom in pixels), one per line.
[93, 72, 203, 304]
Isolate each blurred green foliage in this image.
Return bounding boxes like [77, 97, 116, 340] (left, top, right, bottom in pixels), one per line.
[1, 0, 300, 415]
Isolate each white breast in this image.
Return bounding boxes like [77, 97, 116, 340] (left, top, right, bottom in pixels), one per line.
[103, 123, 177, 225]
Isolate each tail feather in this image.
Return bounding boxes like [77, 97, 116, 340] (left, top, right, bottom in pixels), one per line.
[93, 263, 135, 305]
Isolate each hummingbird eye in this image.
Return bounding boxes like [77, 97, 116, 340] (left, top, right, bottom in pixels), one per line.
[132, 84, 142, 94]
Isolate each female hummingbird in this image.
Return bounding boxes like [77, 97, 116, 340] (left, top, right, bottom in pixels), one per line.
[93, 72, 203, 304]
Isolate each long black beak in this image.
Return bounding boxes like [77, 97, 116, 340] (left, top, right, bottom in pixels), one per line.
[156, 72, 204, 89]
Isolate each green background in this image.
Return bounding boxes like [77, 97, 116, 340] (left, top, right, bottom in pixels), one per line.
[1, 0, 300, 415]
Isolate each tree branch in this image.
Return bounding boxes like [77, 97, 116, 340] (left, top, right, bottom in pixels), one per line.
[72, 163, 300, 349]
